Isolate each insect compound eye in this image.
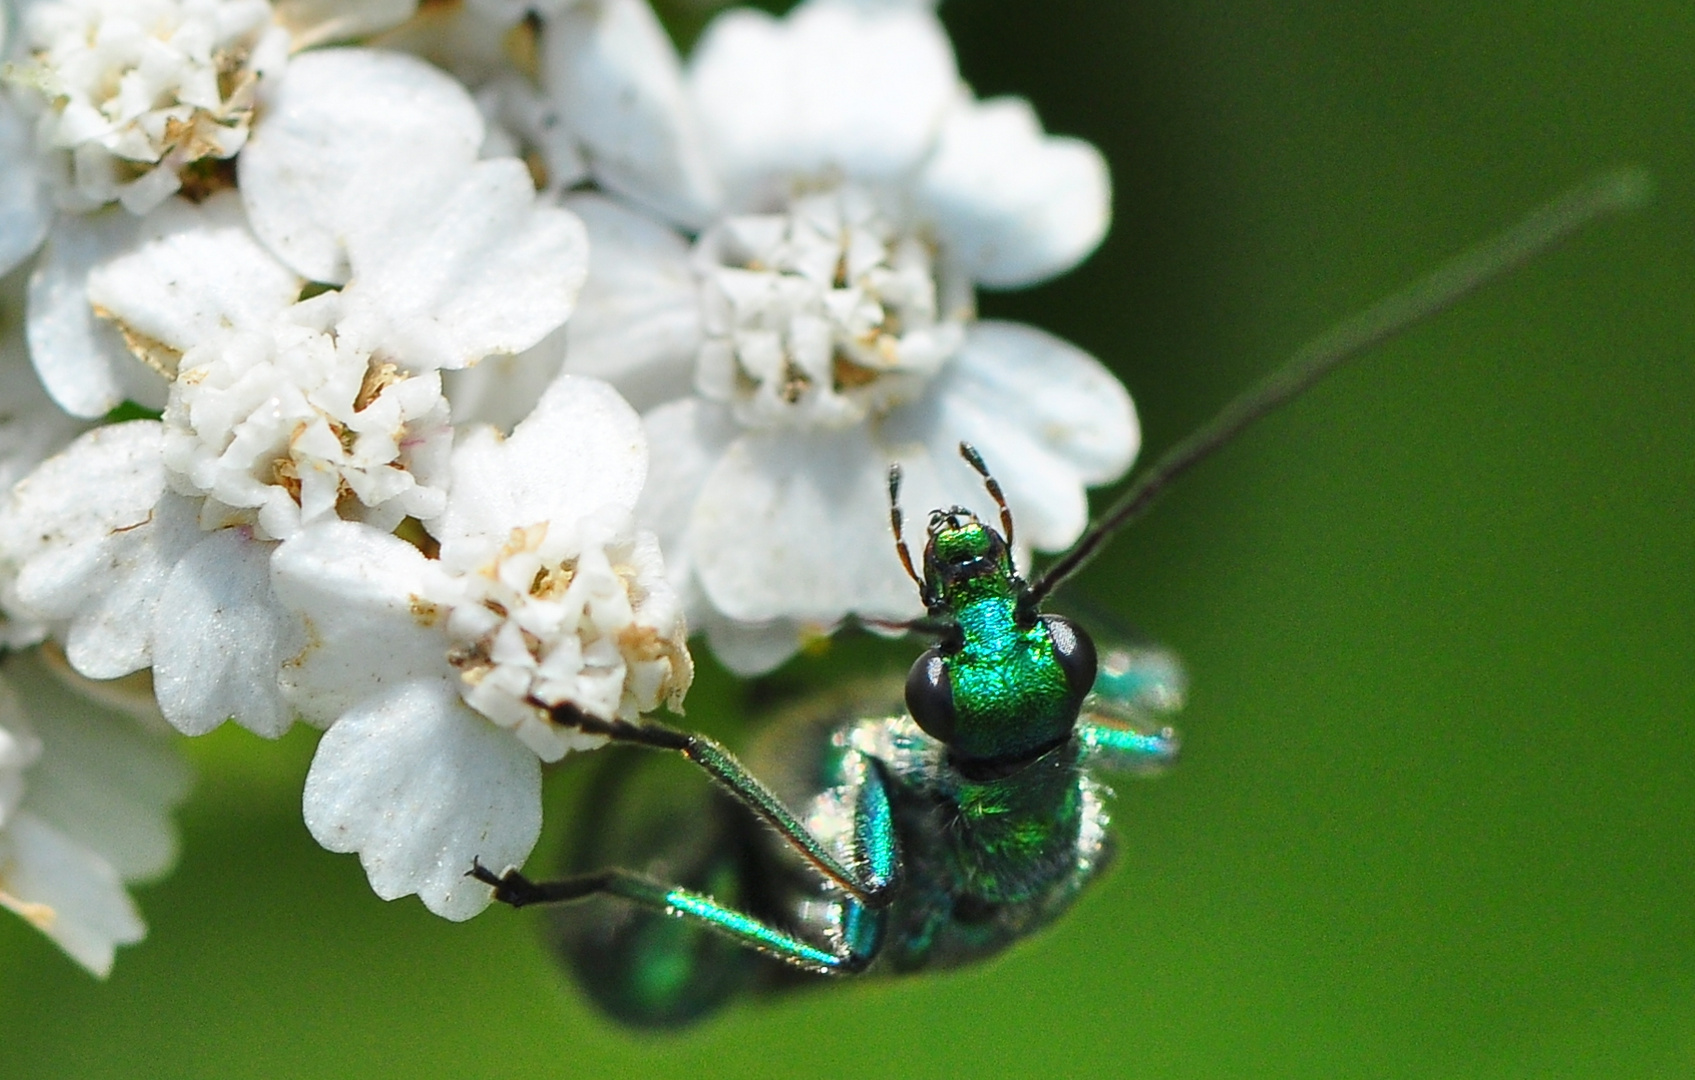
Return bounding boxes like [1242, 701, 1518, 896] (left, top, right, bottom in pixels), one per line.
[1041, 614, 1098, 702]
[905, 647, 957, 745]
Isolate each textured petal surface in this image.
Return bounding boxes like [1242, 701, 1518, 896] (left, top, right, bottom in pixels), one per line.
[940, 320, 1138, 485]
[9, 651, 190, 883]
[689, 0, 960, 200]
[633, 398, 735, 583]
[0, 812, 143, 978]
[886, 321, 1138, 550]
[545, 0, 720, 227]
[152, 530, 303, 738]
[0, 100, 49, 280]
[337, 158, 588, 370]
[26, 210, 165, 418]
[0, 423, 199, 679]
[437, 375, 646, 561]
[270, 521, 451, 726]
[84, 192, 300, 353]
[689, 426, 938, 623]
[58, 493, 201, 680]
[917, 97, 1112, 288]
[301, 678, 540, 920]
[239, 48, 484, 284]
[562, 195, 701, 412]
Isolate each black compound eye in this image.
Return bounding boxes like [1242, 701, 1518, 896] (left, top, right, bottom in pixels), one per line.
[1041, 614, 1097, 701]
[905, 647, 957, 745]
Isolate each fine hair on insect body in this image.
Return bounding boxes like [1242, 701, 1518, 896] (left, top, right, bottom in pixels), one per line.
[470, 169, 1647, 1028]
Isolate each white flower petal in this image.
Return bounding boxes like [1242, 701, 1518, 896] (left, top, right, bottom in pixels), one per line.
[8, 650, 191, 883]
[301, 678, 541, 920]
[436, 375, 646, 562]
[702, 613, 826, 677]
[0, 100, 50, 279]
[58, 492, 201, 680]
[917, 97, 1112, 288]
[0, 811, 144, 978]
[0, 422, 166, 598]
[882, 322, 1137, 550]
[151, 529, 303, 738]
[689, 1, 960, 199]
[26, 210, 166, 418]
[270, 521, 451, 725]
[689, 426, 931, 623]
[239, 48, 485, 284]
[0, 422, 200, 679]
[634, 397, 735, 566]
[84, 192, 301, 355]
[544, 0, 720, 228]
[337, 158, 588, 370]
[0, 295, 87, 495]
[941, 320, 1138, 485]
[0, 681, 40, 826]
[441, 324, 568, 433]
[561, 194, 701, 412]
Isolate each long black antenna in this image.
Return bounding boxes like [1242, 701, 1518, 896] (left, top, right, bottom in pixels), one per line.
[1027, 167, 1651, 605]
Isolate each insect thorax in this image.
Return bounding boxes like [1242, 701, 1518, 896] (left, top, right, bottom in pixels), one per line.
[762, 704, 1111, 975]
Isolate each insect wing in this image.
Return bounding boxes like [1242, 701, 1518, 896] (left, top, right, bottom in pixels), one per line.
[1079, 643, 1185, 775]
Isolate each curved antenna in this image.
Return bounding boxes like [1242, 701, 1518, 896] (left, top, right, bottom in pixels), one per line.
[958, 442, 1014, 549]
[1026, 167, 1651, 605]
[887, 463, 925, 597]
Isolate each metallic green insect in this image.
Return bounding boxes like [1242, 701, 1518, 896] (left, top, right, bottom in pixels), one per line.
[469, 171, 1642, 1027]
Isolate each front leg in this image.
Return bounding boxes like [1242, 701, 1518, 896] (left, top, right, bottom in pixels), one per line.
[532, 703, 900, 906]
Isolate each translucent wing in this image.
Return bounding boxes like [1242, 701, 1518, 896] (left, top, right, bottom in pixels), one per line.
[1078, 641, 1185, 775]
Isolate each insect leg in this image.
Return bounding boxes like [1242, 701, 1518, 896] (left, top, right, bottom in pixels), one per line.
[470, 861, 884, 976]
[530, 705, 900, 906]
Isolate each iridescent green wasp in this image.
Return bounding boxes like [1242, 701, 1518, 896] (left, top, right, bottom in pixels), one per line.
[471, 171, 1643, 1027]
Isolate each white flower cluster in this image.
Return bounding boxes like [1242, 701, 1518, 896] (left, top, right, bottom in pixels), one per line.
[0, 0, 1136, 970]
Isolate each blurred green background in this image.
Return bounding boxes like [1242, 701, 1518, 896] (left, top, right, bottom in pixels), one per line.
[4, 1, 1693, 1076]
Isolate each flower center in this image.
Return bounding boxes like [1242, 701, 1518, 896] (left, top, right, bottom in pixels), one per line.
[160, 298, 452, 541]
[692, 185, 971, 430]
[15, 0, 286, 213]
[436, 516, 692, 762]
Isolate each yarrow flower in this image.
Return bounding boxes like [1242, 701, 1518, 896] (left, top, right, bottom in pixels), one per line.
[497, 0, 1138, 672]
[274, 374, 690, 919]
[7, 0, 288, 214]
[0, 649, 190, 976]
[0, 0, 1145, 954]
[0, 0, 422, 283]
[0, 49, 588, 740]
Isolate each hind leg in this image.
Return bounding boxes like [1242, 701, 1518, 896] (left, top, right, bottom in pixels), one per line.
[472, 862, 883, 976]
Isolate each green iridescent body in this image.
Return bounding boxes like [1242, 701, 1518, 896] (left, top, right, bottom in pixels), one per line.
[932, 522, 1079, 763]
[474, 466, 1181, 1028]
[543, 662, 1171, 1025]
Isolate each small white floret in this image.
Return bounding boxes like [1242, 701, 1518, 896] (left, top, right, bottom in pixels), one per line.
[13, 0, 289, 214]
[275, 375, 692, 918]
